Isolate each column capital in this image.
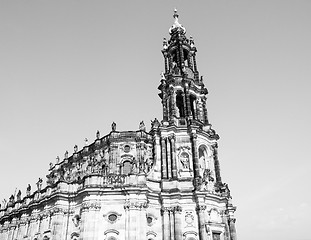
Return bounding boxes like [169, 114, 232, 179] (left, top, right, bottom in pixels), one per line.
[196, 205, 207, 213]
[168, 135, 175, 141]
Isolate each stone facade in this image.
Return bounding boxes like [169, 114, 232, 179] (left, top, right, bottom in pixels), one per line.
[0, 10, 237, 240]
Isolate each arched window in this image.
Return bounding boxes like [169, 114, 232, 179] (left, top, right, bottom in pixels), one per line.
[107, 237, 117, 240]
[190, 95, 196, 119]
[122, 161, 132, 175]
[176, 92, 185, 118]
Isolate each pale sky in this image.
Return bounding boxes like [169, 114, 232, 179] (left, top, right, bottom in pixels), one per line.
[0, 1, 310, 240]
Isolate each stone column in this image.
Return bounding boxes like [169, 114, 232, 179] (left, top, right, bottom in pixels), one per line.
[169, 136, 177, 179]
[229, 218, 237, 240]
[202, 97, 209, 125]
[139, 203, 146, 240]
[7, 226, 13, 240]
[166, 138, 172, 179]
[51, 208, 65, 240]
[136, 142, 141, 173]
[29, 216, 37, 238]
[126, 201, 141, 240]
[80, 202, 100, 240]
[10, 226, 16, 240]
[221, 213, 230, 240]
[161, 207, 171, 240]
[169, 88, 176, 120]
[188, 54, 193, 69]
[169, 209, 174, 240]
[162, 92, 168, 122]
[174, 206, 182, 240]
[193, 53, 197, 72]
[25, 219, 30, 238]
[168, 56, 172, 73]
[212, 143, 222, 183]
[153, 136, 161, 172]
[164, 56, 168, 73]
[124, 201, 130, 240]
[185, 88, 192, 118]
[192, 98, 197, 120]
[182, 93, 187, 118]
[196, 205, 207, 240]
[191, 133, 200, 186]
[17, 220, 26, 239]
[161, 137, 168, 179]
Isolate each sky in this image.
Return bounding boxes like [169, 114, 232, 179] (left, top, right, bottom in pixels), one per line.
[0, 1, 311, 240]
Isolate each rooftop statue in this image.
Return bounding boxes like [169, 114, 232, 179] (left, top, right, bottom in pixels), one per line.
[139, 121, 146, 131]
[26, 184, 31, 196]
[111, 122, 116, 131]
[36, 178, 43, 191]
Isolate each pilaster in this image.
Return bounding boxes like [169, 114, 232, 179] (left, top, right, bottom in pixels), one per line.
[161, 137, 168, 179]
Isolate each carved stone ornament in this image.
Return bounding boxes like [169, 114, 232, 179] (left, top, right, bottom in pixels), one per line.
[196, 205, 207, 213]
[185, 211, 194, 227]
[146, 213, 157, 226]
[124, 201, 148, 210]
[81, 202, 101, 212]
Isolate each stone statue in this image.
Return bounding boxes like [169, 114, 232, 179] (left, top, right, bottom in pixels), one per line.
[180, 152, 190, 169]
[9, 195, 14, 204]
[36, 178, 43, 191]
[84, 138, 88, 146]
[26, 184, 31, 196]
[175, 106, 180, 118]
[203, 169, 214, 182]
[56, 156, 60, 163]
[96, 130, 100, 139]
[49, 162, 54, 169]
[64, 151, 68, 159]
[139, 121, 146, 131]
[16, 190, 21, 201]
[111, 122, 116, 131]
[72, 215, 81, 228]
[2, 199, 7, 209]
[151, 118, 160, 129]
[74, 145, 78, 153]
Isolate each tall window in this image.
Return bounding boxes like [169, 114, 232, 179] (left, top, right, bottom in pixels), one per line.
[122, 161, 132, 175]
[190, 95, 196, 119]
[176, 92, 185, 118]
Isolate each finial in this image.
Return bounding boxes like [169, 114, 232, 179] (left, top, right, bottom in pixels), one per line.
[56, 156, 60, 163]
[163, 38, 168, 50]
[160, 72, 165, 80]
[84, 138, 88, 146]
[173, 8, 181, 27]
[74, 145, 78, 153]
[173, 8, 178, 19]
[169, 8, 186, 34]
[96, 130, 100, 139]
[190, 36, 195, 47]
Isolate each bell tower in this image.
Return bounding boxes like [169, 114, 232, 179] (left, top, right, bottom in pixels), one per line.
[159, 9, 209, 127]
[152, 10, 237, 240]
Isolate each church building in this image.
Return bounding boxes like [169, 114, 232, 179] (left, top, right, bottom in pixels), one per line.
[0, 10, 237, 240]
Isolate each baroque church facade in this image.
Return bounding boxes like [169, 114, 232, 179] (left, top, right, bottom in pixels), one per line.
[0, 11, 237, 240]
